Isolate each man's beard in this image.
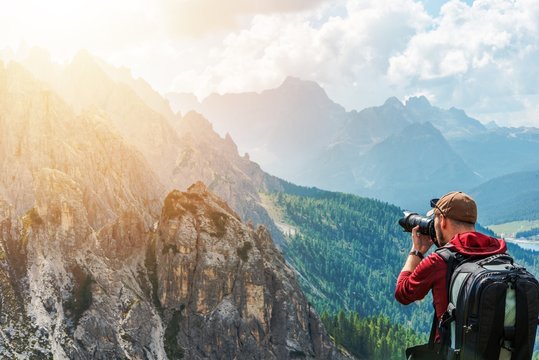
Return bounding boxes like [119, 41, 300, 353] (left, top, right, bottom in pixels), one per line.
[435, 221, 444, 246]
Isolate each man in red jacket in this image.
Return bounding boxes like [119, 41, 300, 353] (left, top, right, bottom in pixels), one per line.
[394, 191, 507, 341]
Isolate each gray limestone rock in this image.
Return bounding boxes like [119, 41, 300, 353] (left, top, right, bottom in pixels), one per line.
[154, 182, 348, 359]
[0, 59, 351, 360]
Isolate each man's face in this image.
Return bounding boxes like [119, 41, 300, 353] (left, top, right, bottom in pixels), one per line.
[434, 214, 445, 246]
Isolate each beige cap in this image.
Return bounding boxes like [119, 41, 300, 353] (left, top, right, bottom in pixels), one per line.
[430, 191, 477, 224]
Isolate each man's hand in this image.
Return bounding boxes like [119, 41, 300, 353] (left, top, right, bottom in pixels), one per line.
[411, 225, 433, 255]
[400, 226, 434, 273]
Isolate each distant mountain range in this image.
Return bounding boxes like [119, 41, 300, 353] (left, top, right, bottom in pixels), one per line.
[169, 77, 350, 185]
[471, 170, 539, 225]
[168, 78, 539, 222]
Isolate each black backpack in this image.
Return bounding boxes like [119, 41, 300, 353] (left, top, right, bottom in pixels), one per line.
[435, 247, 539, 360]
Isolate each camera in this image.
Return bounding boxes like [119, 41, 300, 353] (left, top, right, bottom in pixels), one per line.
[398, 211, 436, 241]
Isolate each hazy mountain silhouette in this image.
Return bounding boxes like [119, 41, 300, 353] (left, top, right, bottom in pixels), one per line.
[450, 127, 539, 180]
[169, 77, 351, 183]
[351, 122, 481, 210]
[471, 170, 539, 225]
[170, 79, 539, 212]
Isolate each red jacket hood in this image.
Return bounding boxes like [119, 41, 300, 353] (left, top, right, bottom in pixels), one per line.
[447, 232, 506, 256]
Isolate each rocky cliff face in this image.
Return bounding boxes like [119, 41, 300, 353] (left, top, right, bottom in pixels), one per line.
[173, 111, 286, 245]
[0, 61, 163, 229]
[18, 51, 286, 243]
[0, 59, 348, 359]
[0, 180, 346, 359]
[152, 182, 341, 359]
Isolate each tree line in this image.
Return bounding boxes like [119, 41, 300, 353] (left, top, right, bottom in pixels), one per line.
[268, 189, 539, 357]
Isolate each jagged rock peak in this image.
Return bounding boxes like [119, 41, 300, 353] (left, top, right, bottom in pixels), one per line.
[187, 180, 209, 194]
[384, 96, 404, 108]
[277, 76, 329, 99]
[66, 49, 112, 92]
[166, 182, 241, 222]
[224, 132, 238, 151]
[405, 95, 431, 110]
[448, 106, 466, 116]
[178, 111, 224, 143]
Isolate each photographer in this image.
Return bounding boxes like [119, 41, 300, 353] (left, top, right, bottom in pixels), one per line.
[394, 191, 507, 343]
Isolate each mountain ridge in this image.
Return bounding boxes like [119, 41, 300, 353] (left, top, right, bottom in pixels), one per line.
[15, 51, 290, 244]
[179, 76, 351, 183]
[471, 170, 539, 225]
[168, 77, 539, 215]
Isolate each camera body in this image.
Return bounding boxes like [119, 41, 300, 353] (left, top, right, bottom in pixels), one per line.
[398, 211, 436, 241]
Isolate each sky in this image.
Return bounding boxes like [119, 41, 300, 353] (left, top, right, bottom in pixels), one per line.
[1, 0, 538, 127]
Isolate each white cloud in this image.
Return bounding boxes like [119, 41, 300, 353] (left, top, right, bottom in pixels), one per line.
[171, 0, 432, 107]
[2, 0, 539, 127]
[388, 0, 539, 126]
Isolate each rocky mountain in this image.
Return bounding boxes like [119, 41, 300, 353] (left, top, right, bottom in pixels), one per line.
[349, 122, 482, 211]
[0, 178, 346, 358]
[17, 49, 288, 243]
[153, 183, 345, 359]
[0, 60, 163, 229]
[172, 79, 539, 212]
[24, 50, 184, 188]
[169, 77, 351, 183]
[470, 170, 539, 225]
[330, 96, 539, 212]
[307, 102, 483, 204]
[173, 112, 286, 240]
[0, 60, 348, 359]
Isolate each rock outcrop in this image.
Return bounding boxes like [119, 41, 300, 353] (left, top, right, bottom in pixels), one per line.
[153, 182, 343, 359]
[0, 180, 347, 359]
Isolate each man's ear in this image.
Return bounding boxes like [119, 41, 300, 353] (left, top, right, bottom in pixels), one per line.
[440, 215, 448, 229]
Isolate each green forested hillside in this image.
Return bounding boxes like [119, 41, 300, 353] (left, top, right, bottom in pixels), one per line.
[267, 190, 433, 332]
[516, 227, 539, 239]
[321, 311, 426, 360]
[471, 170, 539, 225]
[266, 188, 539, 357]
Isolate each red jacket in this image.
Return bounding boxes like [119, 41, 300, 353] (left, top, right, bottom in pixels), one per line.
[394, 232, 507, 340]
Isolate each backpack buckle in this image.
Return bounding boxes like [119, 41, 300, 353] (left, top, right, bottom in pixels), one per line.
[500, 337, 514, 353]
[439, 303, 456, 328]
[463, 325, 473, 334]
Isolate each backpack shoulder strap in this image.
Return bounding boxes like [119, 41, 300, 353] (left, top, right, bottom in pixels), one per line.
[435, 246, 461, 291]
[434, 246, 465, 351]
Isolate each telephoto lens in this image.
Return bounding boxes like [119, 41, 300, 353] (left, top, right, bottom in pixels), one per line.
[398, 211, 436, 241]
